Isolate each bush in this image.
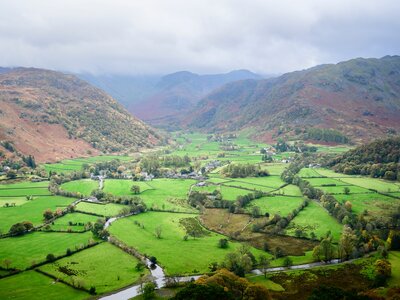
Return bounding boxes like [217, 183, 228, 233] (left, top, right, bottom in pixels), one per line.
[46, 253, 56, 262]
[218, 238, 229, 249]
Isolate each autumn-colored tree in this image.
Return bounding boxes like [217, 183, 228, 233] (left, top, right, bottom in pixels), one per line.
[339, 226, 357, 260]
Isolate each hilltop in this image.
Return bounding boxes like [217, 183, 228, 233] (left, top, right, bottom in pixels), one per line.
[186, 56, 400, 144]
[0, 68, 163, 163]
[81, 69, 262, 129]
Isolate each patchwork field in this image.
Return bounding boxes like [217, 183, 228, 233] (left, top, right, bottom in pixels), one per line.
[0, 270, 89, 300]
[0, 196, 76, 233]
[61, 179, 99, 196]
[103, 179, 153, 195]
[75, 202, 127, 217]
[286, 200, 343, 241]
[108, 212, 265, 275]
[49, 212, 100, 232]
[39, 243, 146, 294]
[246, 195, 305, 217]
[0, 231, 95, 269]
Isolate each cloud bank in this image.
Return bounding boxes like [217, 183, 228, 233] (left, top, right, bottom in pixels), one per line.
[0, 0, 399, 75]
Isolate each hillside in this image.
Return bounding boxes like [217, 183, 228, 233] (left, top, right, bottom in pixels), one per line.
[0, 68, 163, 163]
[81, 70, 262, 128]
[327, 137, 400, 180]
[186, 56, 400, 143]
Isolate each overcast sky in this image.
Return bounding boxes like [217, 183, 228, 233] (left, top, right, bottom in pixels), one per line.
[0, 0, 399, 75]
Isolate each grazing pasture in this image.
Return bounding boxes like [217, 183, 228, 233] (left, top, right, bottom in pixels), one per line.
[0, 231, 94, 269]
[39, 243, 146, 294]
[286, 201, 343, 241]
[273, 184, 302, 197]
[49, 212, 100, 232]
[0, 271, 89, 300]
[103, 179, 153, 195]
[61, 179, 99, 196]
[108, 212, 264, 275]
[75, 202, 127, 217]
[0, 196, 75, 233]
[246, 196, 305, 217]
[335, 177, 400, 193]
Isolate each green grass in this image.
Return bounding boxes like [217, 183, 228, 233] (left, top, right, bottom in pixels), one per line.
[192, 185, 255, 201]
[0, 181, 49, 189]
[315, 185, 372, 195]
[388, 251, 400, 287]
[286, 201, 343, 241]
[260, 163, 287, 176]
[75, 202, 127, 217]
[247, 275, 285, 291]
[0, 197, 29, 206]
[246, 196, 305, 217]
[133, 179, 196, 212]
[228, 176, 285, 189]
[335, 177, 400, 193]
[334, 193, 400, 217]
[316, 168, 353, 178]
[0, 196, 76, 233]
[39, 243, 147, 294]
[61, 179, 99, 196]
[305, 177, 350, 187]
[50, 213, 101, 231]
[0, 270, 89, 300]
[298, 168, 323, 178]
[0, 231, 95, 269]
[103, 179, 153, 196]
[108, 212, 267, 275]
[272, 184, 302, 197]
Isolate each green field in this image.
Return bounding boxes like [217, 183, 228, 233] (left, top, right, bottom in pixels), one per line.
[228, 176, 285, 189]
[103, 179, 153, 195]
[130, 179, 196, 212]
[108, 212, 266, 275]
[298, 168, 322, 178]
[61, 179, 99, 196]
[75, 202, 127, 217]
[335, 177, 400, 193]
[39, 243, 147, 294]
[315, 184, 372, 195]
[305, 177, 350, 187]
[0, 231, 95, 269]
[49, 212, 101, 231]
[0, 196, 76, 233]
[286, 200, 343, 241]
[260, 163, 287, 176]
[0, 270, 89, 300]
[335, 193, 400, 217]
[273, 184, 302, 196]
[0, 181, 49, 189]
[388, 251, 400, 287]
[44, 155, 133, 174]
[192, 184, 255, 201]
[246, 196, 305, 217]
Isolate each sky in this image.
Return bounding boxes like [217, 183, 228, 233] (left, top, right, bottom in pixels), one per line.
[0, 0, 399, 76]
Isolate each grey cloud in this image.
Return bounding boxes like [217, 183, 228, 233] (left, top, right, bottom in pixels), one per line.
[0, 0, 399, 75]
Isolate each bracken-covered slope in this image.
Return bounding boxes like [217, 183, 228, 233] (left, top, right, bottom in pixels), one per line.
[186, 56, 400, 143]
[0, 68, 163, 162]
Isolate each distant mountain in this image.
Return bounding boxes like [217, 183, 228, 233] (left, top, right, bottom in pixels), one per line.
[79, 70, 263, 128]
[186, 56, 400, 144]
[0, 68, 163, 163]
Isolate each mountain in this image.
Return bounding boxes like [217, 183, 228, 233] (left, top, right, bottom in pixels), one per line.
[0, 68, 163, 163]
[79, 70, 263, 128]
[186, 56, 400, 144]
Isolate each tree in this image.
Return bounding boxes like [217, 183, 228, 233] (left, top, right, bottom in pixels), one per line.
[224, 247, 254, 277]
[243, 284, 271, 300]
[46, 253, 56, 262]
[374, 259, 391, 286]
[3, 259, 12, 269]
[251, 206, 261, 218]
[343, 187, 350, 195]
[9, 221, 33, 236]
[131, 185, 140, 194]
[283, 257, 293, 268]
[259, 255, 270, 278]
[135, 262, 146, 271]
[344, 201, 352, 212]
[218, 238, 229, 249]
[154, 226, 162, 239]
[6, 169, 17, 179]
[339, 226, 357, 260]
[43, 209, 54, 221]
[313, 237, 335, 262]
[140, 282, 157, 300]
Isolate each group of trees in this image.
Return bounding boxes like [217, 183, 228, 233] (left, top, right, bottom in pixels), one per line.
[221, 164, 269, 178]
[160, 155, 191, 168]
[8, 221, 34, 236]
[273, 140, 318, 153]
[173, 268, 271, 300]
[305, 128, 350, 144]
[327, 137, 400, 180]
